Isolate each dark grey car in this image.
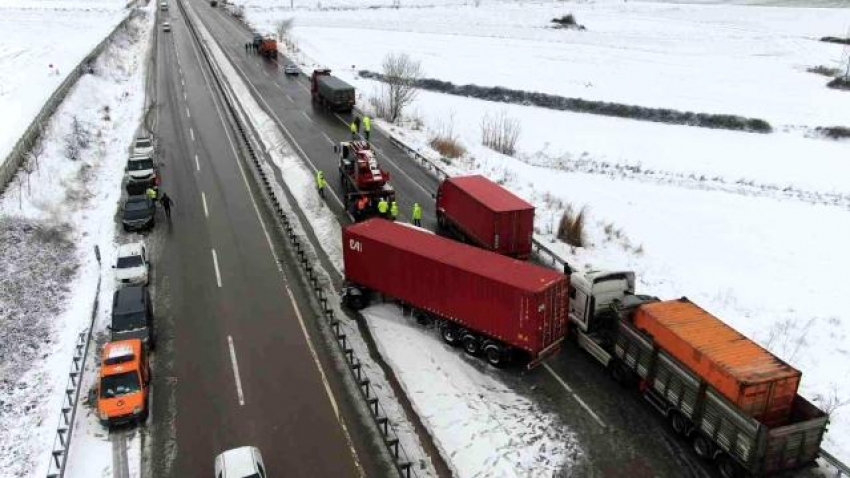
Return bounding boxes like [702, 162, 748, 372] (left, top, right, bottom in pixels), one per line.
[122, 195, 155, 232]
[111, 285, 155, 349]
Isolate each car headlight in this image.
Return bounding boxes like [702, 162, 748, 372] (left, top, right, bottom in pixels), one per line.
[132, 406, 142, 415]
[99, 410, 109, 421]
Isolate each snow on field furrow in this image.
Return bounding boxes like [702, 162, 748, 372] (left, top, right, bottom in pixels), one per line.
[0, 5, 152, 476]
[242, 0, 850, 126]
[0, 1, 128, 164]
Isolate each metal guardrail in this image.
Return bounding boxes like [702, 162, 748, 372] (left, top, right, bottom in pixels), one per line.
[382, 109, 850, 478]
[178, 1, 420, 476]
[45, 247, 102, 478]
[0, 9, 139, 194]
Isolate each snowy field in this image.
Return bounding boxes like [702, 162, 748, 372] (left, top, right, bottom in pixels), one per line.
[0, 0, 131, 166]
[232, 0, 850, 468]
[0, 5, 152, 476]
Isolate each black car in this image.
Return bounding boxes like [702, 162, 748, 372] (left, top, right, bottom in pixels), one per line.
[122, 195, 155, 232]
[110, 285, 155, 349]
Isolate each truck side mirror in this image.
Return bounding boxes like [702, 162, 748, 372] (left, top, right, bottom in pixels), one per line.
[333, 145, 339, 154]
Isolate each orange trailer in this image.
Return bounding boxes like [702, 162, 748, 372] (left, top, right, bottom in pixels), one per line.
[632, 299, 801, 424]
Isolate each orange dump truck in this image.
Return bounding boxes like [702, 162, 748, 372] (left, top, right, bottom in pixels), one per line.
[567, 271, 828, 478]
[257, 36, 277, 59]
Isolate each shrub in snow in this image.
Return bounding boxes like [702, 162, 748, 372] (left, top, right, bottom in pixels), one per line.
[827, 77, 850, 91]
[807, 65, 840, 77]
[428, 113, 465, 159]
[815, 126, 850, 140]
[64, 116, 91, 161]
[557, 204, 586, 248]
[820, 36, 850, 45]
[481, 109, 520, 156]
[551, 13, 585, 30]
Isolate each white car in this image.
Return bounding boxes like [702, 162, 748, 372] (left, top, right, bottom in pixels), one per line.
[133, 136, 154, 157]
[126, 152, 157, 185]
[283, 64, 299, 76]
[215, 446, 267, 478]
[163, 22, 171, 32]
[114, 242, 149, 285]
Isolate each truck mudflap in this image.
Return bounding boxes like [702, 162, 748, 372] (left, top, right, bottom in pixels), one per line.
[527, 337, 565, 369]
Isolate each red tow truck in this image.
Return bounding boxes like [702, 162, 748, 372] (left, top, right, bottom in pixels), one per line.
[335, 141, 395, 221]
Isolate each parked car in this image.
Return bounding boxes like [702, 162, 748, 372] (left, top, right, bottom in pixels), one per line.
[126, 152, 157, 187]
[133, 136, 154, 157]
[111, 285, 155, 349]
[114, 242, 149, 285]
[160, 1, 168, 10]
[215, 446, 267, 478]
[284, 64, 299, 76]
[163, 22, 171, 32]
[97, 339, 150, 427]
[122, 195, 156, 232]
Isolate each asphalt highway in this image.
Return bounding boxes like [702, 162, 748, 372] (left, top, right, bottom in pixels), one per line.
[146, 2, 391, 476]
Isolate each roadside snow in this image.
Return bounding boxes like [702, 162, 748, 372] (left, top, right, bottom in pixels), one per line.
[364, 304, 580, 478]
[0, 0, 129, 164]
[0, 5, 152, 477]
[232, 0, 850, 464]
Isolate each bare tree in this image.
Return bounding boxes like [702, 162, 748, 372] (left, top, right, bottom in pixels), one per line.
[380, 53, 423, 123]
[275, 18, 295, 41]
[480, 109, 520, 156]
[26, 123, 46, 171]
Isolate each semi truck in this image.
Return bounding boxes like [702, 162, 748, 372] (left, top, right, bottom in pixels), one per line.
[436, 175, 534, 259]
[311, 69, 355, 112]
[342, 219, 568, 367]
[257, 35, 277, 59]
[567, 270, 828, 478]
[336, 141, 395, 221]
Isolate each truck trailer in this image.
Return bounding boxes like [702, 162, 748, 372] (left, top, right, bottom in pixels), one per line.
[436, 175, 534, 259]
[342, 219, 568, 367]
[568, 271, 828, 478]
[311, 69, 355, 112]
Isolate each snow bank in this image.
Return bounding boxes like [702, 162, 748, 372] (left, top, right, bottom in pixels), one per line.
[0, 5, 153, 477]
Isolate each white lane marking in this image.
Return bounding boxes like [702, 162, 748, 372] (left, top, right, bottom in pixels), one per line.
[190, 127, 195, 141]
[300, 111, 314, 123]
[227, 336, 246, 406]
[195, 153, 200, 171]
[201, 191, 209, 218]
[183, 91, 187, 101]
[183, 13, 363, 470]
[320, 131, 334, 145]
[543, 363, 606, 428]
[211, 248, 222, 287]
[186, 107, 191, 118]
[181, 78, 185, 87]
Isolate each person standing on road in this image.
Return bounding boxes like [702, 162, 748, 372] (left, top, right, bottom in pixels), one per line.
[146, 186, 158, 202]
[377, 197, 389, 219]
[354, 116, 361, 135]
[316, 170, 326, 199]
[356, 195, 369, 221]
[160, 192, 174, 220]
[389, 199, 399, 221]
[349, 121, 358, 139]
[363, 115, 372, 141]
[411, 202, 422, 227]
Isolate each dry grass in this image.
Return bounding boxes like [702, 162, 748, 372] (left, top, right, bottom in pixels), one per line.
[481, 110, 521, 156]
[557, 204, 587, 247]
[429, 113, 466, 158]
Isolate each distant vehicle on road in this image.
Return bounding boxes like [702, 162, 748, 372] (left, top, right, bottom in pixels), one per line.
[311, 69, 355, 112]
[97, 339, 150, 427]
[159, 1, 168, 10]
[114, 242, 149, 285]
[122, 195, 156, 232]
[209, 0, 218, 6]
[257, 35, 277, 59]
[110, 285, 155, 349]
[215, 446, 267, 478]
[133, 136, 154, 157]
[284, 64, 299, 76]
[162, 21, 171, 32]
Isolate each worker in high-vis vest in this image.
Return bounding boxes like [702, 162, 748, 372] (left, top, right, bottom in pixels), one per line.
[363, 115, 372, 141]
[349, 121, 357, 139]
[316, 170, 326, 198]
[389, 200, 399, 221]
[411, 202, 422, 227]
[377, 197, 389, 219]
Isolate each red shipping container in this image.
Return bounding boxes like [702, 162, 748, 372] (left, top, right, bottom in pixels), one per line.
[343, 220, 568, 362]
[633, 299, 802, 424]
[436, 175, 534, 259]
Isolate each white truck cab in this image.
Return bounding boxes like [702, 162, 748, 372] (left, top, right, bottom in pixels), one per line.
[568, 270, 635, 366]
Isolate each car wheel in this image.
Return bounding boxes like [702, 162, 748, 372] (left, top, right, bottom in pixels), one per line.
[692, 434, 714, 460]
[716, 454, 742, 478]
[669, 411, 689, 436]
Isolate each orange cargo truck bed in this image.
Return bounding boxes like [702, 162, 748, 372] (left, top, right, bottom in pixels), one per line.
[632, 298, 801, 424]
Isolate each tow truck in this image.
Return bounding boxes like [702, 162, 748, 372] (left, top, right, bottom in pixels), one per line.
[335, 141, 395, 221]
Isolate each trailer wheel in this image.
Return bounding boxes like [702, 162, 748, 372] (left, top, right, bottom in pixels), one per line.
[716, 454, 742, 478]
[668, 411, 689, 436]
[347, 293, 367, 310]
[462, 334, 481, 356]
[692, 434, 714, 460]
[441, 323, 460, 346]
[483, 343, 506, 368]
[610, 361, 632, 385]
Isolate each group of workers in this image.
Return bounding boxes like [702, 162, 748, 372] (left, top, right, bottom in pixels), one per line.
[316, 169, 422, 226]
[145, 185, 175, 220]
[349, 115, 372, 141]
[244, 42, 259, 53]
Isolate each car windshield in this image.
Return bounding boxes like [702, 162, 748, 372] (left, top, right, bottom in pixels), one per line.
[128, 159, 154, 171]
[113, 311, 146, 331]
[125, 199, 150, 212]
[117, 255, 144, 268]
[100, 372, 140, 398]
[135, 139, 151, 148]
